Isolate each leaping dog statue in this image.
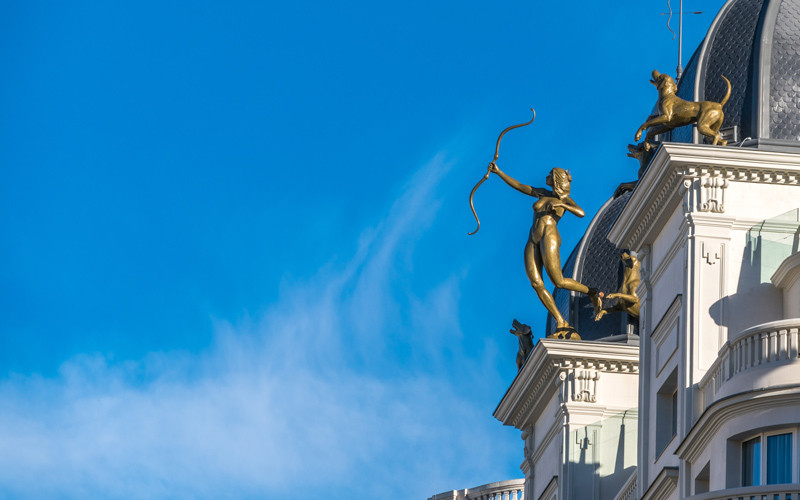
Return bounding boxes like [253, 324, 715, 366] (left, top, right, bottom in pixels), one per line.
[634, 70, 731, 146]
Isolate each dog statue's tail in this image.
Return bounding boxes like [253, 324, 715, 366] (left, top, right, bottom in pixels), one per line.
[720, 75, 732, 107]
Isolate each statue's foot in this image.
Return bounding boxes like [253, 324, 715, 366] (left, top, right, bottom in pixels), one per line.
[594, 309, 607, 322]
[548, 326, 581, 340]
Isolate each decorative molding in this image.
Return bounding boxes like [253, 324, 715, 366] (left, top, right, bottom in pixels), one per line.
[699, 176, 729, 212]
[691, 483, 800, 500]
[572, 369, 600, 403]
[608, 143, 800, 250]
[505, 362, 560, 429]
[651, 295, 682, 377]
[701, 241, 721, 265]
[613, 469, 638, 500]
[684, 176, 732, 213]
[648, 220, 689, 286]
[641, 466, 679, 500]
[494, 340, 639, 430]
[678, 386, 800, 463]
[613, 163, 687, 251]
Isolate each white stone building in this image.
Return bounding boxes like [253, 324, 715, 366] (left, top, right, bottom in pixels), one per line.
[430, 0, 800, 498]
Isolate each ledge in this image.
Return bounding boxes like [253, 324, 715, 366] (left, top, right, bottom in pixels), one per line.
[608, 143, 800, 250]
[689, 483, 800, 500]
[493, 339, 639, 430]
[677, 385, 800, 462]
[641, 466, 679, 500]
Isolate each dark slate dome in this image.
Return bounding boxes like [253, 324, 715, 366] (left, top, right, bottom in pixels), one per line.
[545, 190, 636, 341]
[668, 0, 800, 146]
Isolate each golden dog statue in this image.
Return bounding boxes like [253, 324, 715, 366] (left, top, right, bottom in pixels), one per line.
[595, 252, 641, 321]
[634, 70, 731, 146]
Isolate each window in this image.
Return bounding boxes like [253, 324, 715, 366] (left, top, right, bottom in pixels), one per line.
[742, 437, 761, 486]
[655, 368, 679, 455]
[767, 433, 793, 484]
[741, 431, 794, 486]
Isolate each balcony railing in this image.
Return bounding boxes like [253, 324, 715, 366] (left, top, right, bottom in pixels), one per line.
[613, 470, 637, 500]
[427, 479, 524, 500]
[691, 483, 800, 500]
[698, 319, 800, 413]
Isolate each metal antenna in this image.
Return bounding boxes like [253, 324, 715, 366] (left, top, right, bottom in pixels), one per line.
[678, 0, 684, 79]
[675, 0, 683, 80]
[660, 0, 703, 80]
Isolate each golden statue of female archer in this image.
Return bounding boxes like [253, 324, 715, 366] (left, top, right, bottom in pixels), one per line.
[487, 162, 603, 338]
[468, 109, 601, 339]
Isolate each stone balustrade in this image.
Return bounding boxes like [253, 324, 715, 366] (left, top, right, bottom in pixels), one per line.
[690, 483, 800, 500]
[427, 479, 524, 500]
[698, 319, 800, 413]
[613, 470, 637, 500]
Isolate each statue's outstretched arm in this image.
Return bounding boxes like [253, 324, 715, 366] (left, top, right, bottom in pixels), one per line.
[491, 163, 547, 197]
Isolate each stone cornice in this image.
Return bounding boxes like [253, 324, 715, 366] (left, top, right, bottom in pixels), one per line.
[676, 385, 800, 462]
[641, 466, 679, 500]
[608, 143, 800, 250]
[494, 339, 639, 430]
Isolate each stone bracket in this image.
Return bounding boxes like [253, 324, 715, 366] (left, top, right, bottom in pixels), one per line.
[559, 369, 601, 403]
[699, 176, 729, 213]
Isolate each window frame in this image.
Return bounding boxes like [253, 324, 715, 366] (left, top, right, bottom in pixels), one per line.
[739, 428, 798, 487]
[655, 368, 679, 456]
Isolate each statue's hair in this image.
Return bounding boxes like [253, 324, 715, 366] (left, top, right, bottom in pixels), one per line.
[549, 167, 572, 197]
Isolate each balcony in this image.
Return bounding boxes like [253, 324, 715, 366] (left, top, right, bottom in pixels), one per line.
[691, 484, 800, 500]
[698, 319, 800, 414]
[427, 479, 524, 500]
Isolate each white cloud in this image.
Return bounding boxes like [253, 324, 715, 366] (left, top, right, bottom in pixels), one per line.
[0, 154, 520, 499]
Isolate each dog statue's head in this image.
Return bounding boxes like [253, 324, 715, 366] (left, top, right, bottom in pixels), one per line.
[510, 319, 532, 338]
[650, 70, 677, 94]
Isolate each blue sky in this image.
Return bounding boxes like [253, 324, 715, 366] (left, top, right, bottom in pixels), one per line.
[0, 1, 725, 498]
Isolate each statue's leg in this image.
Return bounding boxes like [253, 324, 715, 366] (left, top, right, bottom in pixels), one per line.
[714, 117, 727, 146]
[645, 124, 671, 143]
[540, 230, 589, 294]
[636, 114, 672, 141]
[525, 239, 568, 328]
[698, 117, 726, 146]
[541, 230, 603, 317]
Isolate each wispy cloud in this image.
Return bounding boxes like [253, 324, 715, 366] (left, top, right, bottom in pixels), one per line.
[0, 153, 520, 499]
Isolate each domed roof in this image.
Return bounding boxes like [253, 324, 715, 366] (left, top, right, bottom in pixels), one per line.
[668, 0, 800, 146]
[545, 190, 636, 341]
